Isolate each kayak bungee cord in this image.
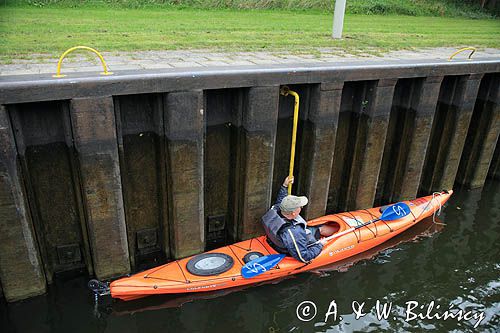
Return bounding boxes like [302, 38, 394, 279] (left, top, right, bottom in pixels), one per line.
[307, 201, 411, 248]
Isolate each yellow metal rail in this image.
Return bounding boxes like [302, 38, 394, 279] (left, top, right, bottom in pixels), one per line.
[448, 47, 476, 61]
[53, 46, 113, 78]
[280, 86, 300, 195]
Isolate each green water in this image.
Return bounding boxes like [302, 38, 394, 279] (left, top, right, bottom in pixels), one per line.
[1, 181, 499, 333]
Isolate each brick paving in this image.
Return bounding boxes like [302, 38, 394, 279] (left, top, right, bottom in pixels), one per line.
[1, 47, 499, 76]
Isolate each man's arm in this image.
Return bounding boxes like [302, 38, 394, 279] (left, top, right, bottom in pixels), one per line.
[282, 228, 323, 262]
[274, 176, 293, 207]
[274, 185, 288, 207]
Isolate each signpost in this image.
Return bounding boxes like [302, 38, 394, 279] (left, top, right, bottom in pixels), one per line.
[332, 0, 347, 39]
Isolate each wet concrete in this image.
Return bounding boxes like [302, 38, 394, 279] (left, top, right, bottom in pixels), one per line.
[9, 102, 91, 283]
[488, 142, 500, 180]
[328, 80, 378, 212]
[298, 83, 341, 220]
[0, 105, 46, 301]
[456, 74, 500, 189]
[70, 97, 130, 279]
[205, 89, 244, 248]
[164, 91, 205, 258]
[376, 78, 423, 205]
[115, 94, 168, 270]
[420, 75, 483, 194]
[354, 79, 397, 210]
[237, 87, 279, 240]
[395, 76, 443, 201]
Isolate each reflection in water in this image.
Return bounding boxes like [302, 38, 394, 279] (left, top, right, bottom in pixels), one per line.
[1, 181, 499, 332]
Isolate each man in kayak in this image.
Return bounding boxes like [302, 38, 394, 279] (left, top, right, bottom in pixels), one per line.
[261, 176, 334, 263]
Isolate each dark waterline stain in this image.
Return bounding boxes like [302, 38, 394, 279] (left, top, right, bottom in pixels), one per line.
[1, 181, 499, 333]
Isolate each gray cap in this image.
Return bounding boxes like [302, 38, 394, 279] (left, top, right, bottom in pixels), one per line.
[280, 195, 308, 213]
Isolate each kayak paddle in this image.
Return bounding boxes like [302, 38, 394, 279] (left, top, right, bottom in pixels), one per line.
[308, 202, 411, 247]
[241, 254, 286, 279]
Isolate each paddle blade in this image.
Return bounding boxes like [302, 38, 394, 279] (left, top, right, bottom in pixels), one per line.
[380, 202, 411, 221]
[241, 254, 286, 279]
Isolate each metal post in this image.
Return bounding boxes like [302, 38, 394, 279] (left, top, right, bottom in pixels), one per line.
[332, 0, 347, 39]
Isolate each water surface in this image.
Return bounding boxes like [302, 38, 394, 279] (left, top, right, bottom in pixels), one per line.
[1, 181, 499, 332]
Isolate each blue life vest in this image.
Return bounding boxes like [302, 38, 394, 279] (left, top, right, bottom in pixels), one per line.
[261, 207, 310, 253]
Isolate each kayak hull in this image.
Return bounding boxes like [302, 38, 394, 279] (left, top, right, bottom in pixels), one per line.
[110, 191, 452, 301]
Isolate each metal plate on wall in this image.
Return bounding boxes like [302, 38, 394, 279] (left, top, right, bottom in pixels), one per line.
[136, 228, 158, 250]
[56, 244, 82, 265]
[207, 215, 227, 249]
[208, 215, 226, 233]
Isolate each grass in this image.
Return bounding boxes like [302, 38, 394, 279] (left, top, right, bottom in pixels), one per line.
[0, 5, 499, 63]
[4, 1, 497, 19]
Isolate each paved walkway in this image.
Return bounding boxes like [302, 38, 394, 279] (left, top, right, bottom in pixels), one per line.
[1, 47, 499, 76]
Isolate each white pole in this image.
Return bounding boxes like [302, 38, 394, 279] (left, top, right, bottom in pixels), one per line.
[332, 0, 347, 39]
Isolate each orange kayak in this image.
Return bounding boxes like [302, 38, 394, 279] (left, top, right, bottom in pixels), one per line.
[110, 190, 452, 301]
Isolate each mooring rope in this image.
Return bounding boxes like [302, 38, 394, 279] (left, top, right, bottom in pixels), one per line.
[431, 192, 445, 225]
[413, 191, 445, 225]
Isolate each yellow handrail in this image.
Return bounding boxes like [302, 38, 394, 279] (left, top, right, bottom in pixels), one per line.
[280, 86, 300, 195]
[448, 47, 476, 61]
[53, 46, 113, 78]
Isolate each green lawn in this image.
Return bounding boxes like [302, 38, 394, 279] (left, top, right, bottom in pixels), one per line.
[0, 6, 498, 62]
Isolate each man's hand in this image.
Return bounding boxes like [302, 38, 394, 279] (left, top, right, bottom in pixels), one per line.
[319, 238, 328, 246]
[283, 176, 294, 187]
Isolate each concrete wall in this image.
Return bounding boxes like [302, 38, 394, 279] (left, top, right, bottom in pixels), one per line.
[0, 59, 498, 301]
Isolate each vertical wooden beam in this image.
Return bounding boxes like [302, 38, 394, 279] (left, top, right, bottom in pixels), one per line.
[164, 91, 205, 258]
[238, 86, 279, 240]
[0, 105, 46, 301]
[300, 82, 342, 219]
[70, 97, 130, 279]
[438, 74, 483, 191]
[488, 143, 500, 180]
[354, 79, 397, 209]
[396, 76, 443, 200]
[456, 74, 500, 188]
